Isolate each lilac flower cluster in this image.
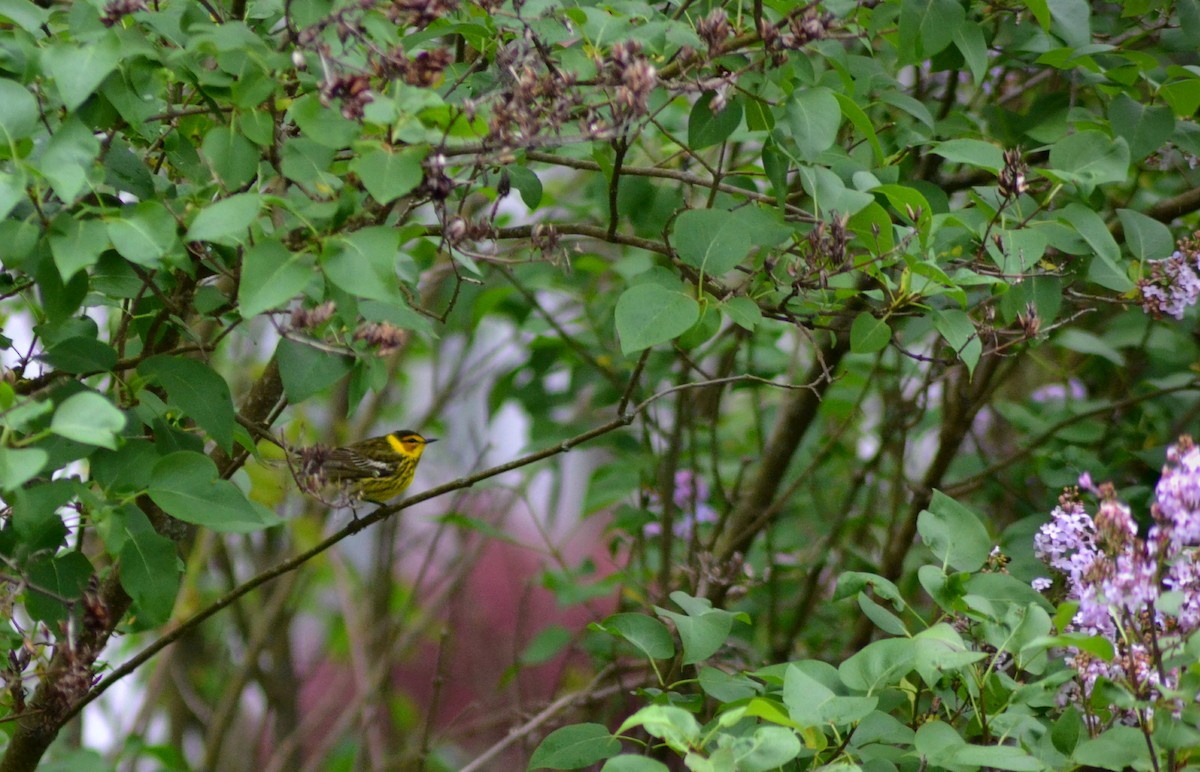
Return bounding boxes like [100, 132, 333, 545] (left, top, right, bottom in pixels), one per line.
[1034, 437, 1200, 720]
[645, 470, 718, 538]
[1139, 233, 1200, 320]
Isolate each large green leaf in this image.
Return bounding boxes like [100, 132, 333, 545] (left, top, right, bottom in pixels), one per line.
[0, 78, 37, 142]
[148, 452, 282, 532]
[42, 33, 122, 111]
[529, 724, 621, 771]
[202, 125, 259, 189]
[0, 446, 48, 491]
[106, 201, 178, 268]
[785, 87, 841, 161]
[239, 240, 314, 317]
[899, 0, 965, 60]
[323, 227, 404, 302]
[39, 116, 100, 204]
[1108, 93, 1174, 160]
[117, 507, 181, 626]
[276, 337, 353, 403]
[1047, 132, 1130, 191]
[917, 491, 991, 572]
[50, 391, 126, 450]
[688, 92, 742, 150]
[350, 144, 426, 204]
[186, 193, 262, 245]
[596, 613, 675, 660]
[139, 355, 236, 453]
[614, 283, 700, 355]
[672, 208, 754, 274]
[49, 216, 109, 280]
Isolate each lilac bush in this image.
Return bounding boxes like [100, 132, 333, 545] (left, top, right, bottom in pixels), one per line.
[1035, 437, 1200, 725]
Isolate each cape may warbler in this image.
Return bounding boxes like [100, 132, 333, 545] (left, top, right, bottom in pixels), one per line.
[314, 430, 437, 504]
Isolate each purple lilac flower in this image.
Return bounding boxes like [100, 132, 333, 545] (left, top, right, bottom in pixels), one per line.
[1030, 379, 1087, 404]
[644, 470, 718, 538]
[1034, 437, 1200, 720]
[1139, 241, 1200, 320]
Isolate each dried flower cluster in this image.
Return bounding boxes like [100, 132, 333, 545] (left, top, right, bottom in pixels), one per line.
[100, 0, 146, 26]
[291, 302, 337, 330]
[759, 8, 835, 64]
[1034, 437, 1200, 723]
[997, 148, 1028, 199]
[1139, 232, 1200, 320]
[696, 8, 733, 54]
[488, 49, 584, 146]
[375, 46, 454, 87]
[602, 41, 657, 122]
[319, 73, 374, 120]
[353, 321, 408, 355]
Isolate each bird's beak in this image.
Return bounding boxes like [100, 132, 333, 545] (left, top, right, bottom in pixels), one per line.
[425, 438, 439, 444]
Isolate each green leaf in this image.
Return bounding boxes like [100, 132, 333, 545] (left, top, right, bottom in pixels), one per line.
[722, 296, 762, 331]
[239, 241, 314, 317]
[139, 355, 236, 453]
[797, 165, 873, 216]
[918, 491, 991, 572]
[850, 311, 891, 354]
[655, 592, 738, 665]
[323, 227, 404, 302]
[831, 92, 883, 164]
[932, 309, 980, 375]
[0, 78, 38, 142]
[673, 208, 754, 274]
[1072, 726, 1150, 769]
[688, 92, 742, 150]
[148, 451, 282, 532]
[1057, 203, 1132, 292]
[276, 337, 352, 403]
[280, 137, 337, 188]
[786, 87, 841, 161]
[1108, 93, 1174, 160]
[614, 283, 700, 355]
[1117, 208, 1173, 262]
[0, 0, 50, 33]
[118, 507, 180, 626]
[50, 217, 109, 280]
[43, 34, 122, 111]
[50, 391, 126, 449]
[735, 726, 803, 770]
[506, 165, 542, 209]
[106, 201, 179, 267]
[931, 139, 1004, 171]
[186, 193, 262, 245]
[40, 116, 100, 204]
[41, 336, 119, 374]
[953, 21, 988, 83]
[26, 552, 92, 626]
[528, 724, 620, 770]
[616, 706, 700, 752]
[12, 480, 73, 553]
[1047, 132, 1130, 190]
[0, 169, 26, 221]
[839, 637, 917, 692]
[202, 125, 259, 189]
[598, 613, 675, 660]
[519, 625, 572, 666]
[350, 144, 427, 204]
[288, 93, 360, 148]
[899, 0, 965, 60]
[0, 446, 48, 491]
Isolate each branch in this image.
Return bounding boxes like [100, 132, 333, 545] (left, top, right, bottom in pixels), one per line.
[62, 373, 807, 721]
